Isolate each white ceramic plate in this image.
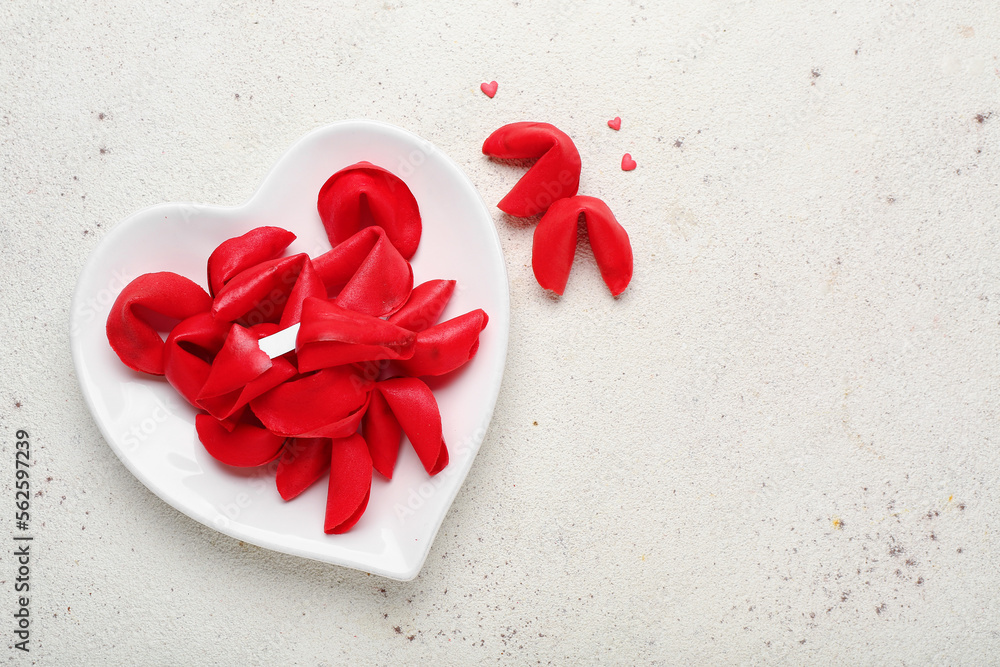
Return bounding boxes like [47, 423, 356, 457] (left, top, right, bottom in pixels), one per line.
[70, 120, 510, 580]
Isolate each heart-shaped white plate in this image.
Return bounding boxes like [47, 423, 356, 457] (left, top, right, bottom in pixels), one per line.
[70, 120, 510, 580]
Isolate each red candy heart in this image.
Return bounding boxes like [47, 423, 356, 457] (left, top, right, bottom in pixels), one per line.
[480, 81, 498, 98]
[607, 117, 621, 131]
[621, 153, 637, 171]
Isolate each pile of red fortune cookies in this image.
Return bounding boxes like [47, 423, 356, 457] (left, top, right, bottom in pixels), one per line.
[106, 162, 488, 534]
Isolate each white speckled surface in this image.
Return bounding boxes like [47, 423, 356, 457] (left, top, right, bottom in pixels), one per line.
[2, 1, 999, 664]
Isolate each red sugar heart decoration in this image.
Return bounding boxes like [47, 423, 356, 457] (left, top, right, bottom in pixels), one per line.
[607, 117, 621, 131]
[621, 153, 637, 171]
[480, 81, 498, 98]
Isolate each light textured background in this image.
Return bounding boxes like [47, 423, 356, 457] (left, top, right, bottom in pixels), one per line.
[2, 0, 999, 664]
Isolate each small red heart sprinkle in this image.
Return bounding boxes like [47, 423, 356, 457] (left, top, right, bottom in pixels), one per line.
[607, 117, 621, 131]
[480, 81, 498, 98]
[621, 153, 636, 171]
